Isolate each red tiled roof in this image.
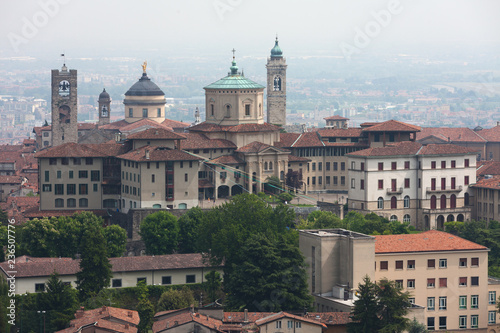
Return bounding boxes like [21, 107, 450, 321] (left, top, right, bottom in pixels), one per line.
[417, 127, 486, 142]
[324, 115, 349, 120]
[99, 119, 129, 130]
[236, 141, 287, 154]
[208, 155, 245, 165]
[189, 122, 279, 133]
[153, 312, 224, 333]
[180, 133, 237, 150]
[418, 144, 480, 155]
[223, 312, 274, 323]
[361, 120, 421, 132]
[471, 176, 500, 189]
[477, 125, 500, 142]
[477, 161, 500, 177]
[127, 128, 186, 140]
[162, 118, 190, 129]
[288, 155, 310, 162]
[0, 175, 23, 184]
[255, 312, 326, 328]
[0, 144, 23, 152]
[0, 253, 217, 278]
[347, 141, 422, 157]
[120, 119, 173, 133]
[117, 146, 202, 162]
[275, 133, 300, 148]
[35, 143, 122, 158]
[374, 230, 488, 254]
[288, 132, 325, 148]
[318, 128, 363, 138]
[304, 312, 351, 326]
[57, 306, 139, 333]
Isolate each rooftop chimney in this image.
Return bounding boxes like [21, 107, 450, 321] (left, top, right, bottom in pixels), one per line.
[244, 309, 248, 323]
[145, 149, 150, 160]
[128, 311, 133, 318]
[75, 307, 85, 319]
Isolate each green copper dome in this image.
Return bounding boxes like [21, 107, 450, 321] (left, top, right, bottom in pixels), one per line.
[204, 57, 265, 90]
[270, 37, 283, 58]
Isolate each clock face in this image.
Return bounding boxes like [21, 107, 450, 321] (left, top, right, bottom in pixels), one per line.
[58, 80, 70, 96]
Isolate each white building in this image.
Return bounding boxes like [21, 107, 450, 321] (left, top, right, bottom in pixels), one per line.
[347, 141, 477, 229]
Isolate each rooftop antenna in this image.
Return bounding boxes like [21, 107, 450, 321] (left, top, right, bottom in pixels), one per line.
[61, 53, 66, 66]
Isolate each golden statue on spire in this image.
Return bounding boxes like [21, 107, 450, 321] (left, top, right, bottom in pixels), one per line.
[141, 61, 147, 73]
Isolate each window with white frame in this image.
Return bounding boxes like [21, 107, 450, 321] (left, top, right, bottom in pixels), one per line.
[427, 297, 435, 311]
[377, 197, 384, 209]
[471, 295, 478, 309]
[407, 279, 415, 289]
[439, 296, 447, 310]
[489, 291, 496, 305]
[404, 195, 410, 208]
[275, 321, 282, 329]
[439, 258, 447, 268]
[403, 214, 411, 223]
[471, 315, 478, 329]
[459, 295, 467, 309]
[489, 311, 496, 324]
[459, 316, 467, 329]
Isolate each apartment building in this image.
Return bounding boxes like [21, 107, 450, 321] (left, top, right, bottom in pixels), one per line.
[299, 229, 500, 332]
[471, 175, 500, 222]
[347, 141, 478, 229]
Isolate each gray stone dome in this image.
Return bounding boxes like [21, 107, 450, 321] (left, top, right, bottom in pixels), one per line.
[125, 73, 165, 97]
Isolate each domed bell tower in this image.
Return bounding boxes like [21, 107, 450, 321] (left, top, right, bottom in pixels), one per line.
[98, 88, 111, 126]
[266, 37, 287, 126]
[51, 63, 78, 146]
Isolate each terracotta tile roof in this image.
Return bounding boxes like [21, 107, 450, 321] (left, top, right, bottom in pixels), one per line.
[153, 312, 224, 333]
[288, 155, 310, 162]
[0, 144, 23, 152]
[275, 133, 300, 148]
[208, 155, 245, 165]
[189, 122, 279, 133]
[287, 132, 325, 148]
[35, 143, 126, 158]
[180, 133, 237, 150]
[416, 127, 486, 142]
[477, 161, 500, 176]
[162, 119, 190, 129]
[304, 312, 351, 326]
[126, 128, 186, 140]
[477, 125, 500, 142]
[324, 115, 349, 120]
[374, 230, 488, 254]
[117, 146, 202, 162]
[99, 119, 129, 130]
[347, 141, 422, 157]
[324, 142, 368, 148]
[255, 312, 326, 328]
[361, 120, 421, 132]
[120, 119, 173, 133]
[0, 175, 23, 184]
[418, 144, 480, 155]
[348, 142, 478, 157]
[471, 176, 500, 189]
[57, 306, 139, 333]
[0, 253, 217, 278]
[236, 141, 287, 154]
[223, 312, 274, 324]
[317, 128, 363, 138]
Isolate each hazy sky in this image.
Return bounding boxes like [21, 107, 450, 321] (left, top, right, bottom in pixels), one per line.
[1, 0, 500, 61]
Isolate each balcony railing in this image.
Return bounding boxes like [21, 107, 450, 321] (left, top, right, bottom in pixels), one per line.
[422, 206, 472, 214]
[426, 185, 463, 193]
[386, 187, 403, 194]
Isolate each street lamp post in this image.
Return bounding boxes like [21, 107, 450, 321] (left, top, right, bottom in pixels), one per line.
[37, 311, 46, 333]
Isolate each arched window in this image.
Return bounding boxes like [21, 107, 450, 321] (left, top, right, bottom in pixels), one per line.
[404, 195, 410, 208]
[430, 195, 437, 209]
[280, 170, 284, 180]
[269, 162, 273, 170]
[390, 215, 398, 222]
[464, 192, 470, 206]
[391, 196, 397, 209]
[377, 197, 384, 209]
[440, 195, 447, 209]
[403, 214, 411, 223]
[67, 198, 76, 208]
[55, 198, 64, 208]
[79, 198, 88, 208]
[450, 194, 456, 209]
[264, 162, 268, 170]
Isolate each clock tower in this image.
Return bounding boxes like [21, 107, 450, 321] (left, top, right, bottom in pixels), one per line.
[51, 64, 78, 146]
[266, 37, 287, 126]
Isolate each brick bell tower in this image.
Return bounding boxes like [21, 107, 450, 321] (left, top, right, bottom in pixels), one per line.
[51, 62, 78, 146]
[266, 36, 287, 126]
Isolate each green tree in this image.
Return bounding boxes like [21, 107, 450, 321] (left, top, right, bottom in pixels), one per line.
[178, 207, 204, 253]
[38, 272, 78, 332]
[264, 176, 282, 194]
[103, 225, 127, 257]
[408, 317, 427, 333]
[0, 225, 7, 262]
[225, 234, 312, 311]
[157, 288, 195, 311]
[136, 280, 154, 333]
[347, 276, 380, 333]
[348, 276, 411, 333]
[377, 279, 411, 332]
[76, 225, 112, 301]
[0, 209, 8, 226]
[285, 169, 303, 191]
[204, 270, 222, 303]
[140, 211, 179, 255]
[0, 277, 12, 333]
[22, 218, 60, 257]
